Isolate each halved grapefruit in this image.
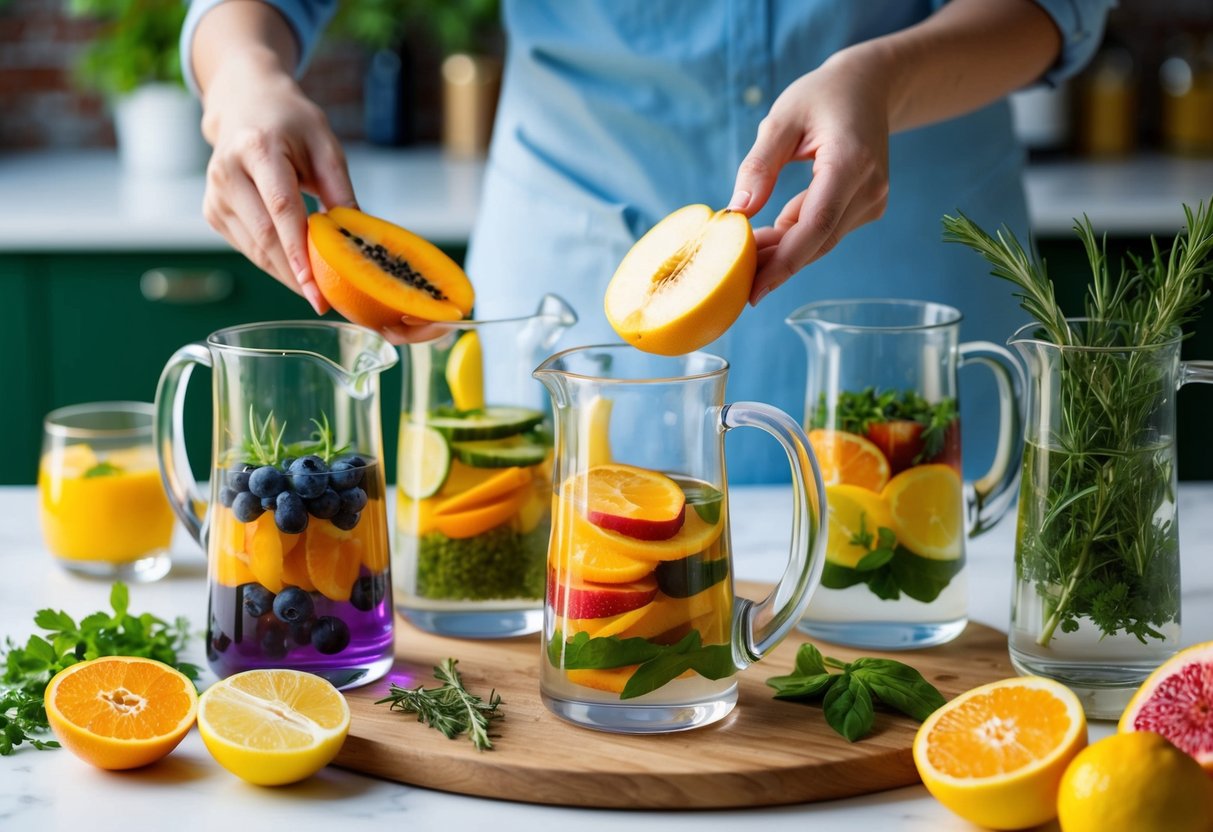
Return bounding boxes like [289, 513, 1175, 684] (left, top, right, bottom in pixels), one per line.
[1119, 640, 1213, 773]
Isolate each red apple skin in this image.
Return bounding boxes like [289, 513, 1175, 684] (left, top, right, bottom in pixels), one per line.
[586, 505, 686, 541]
[548, 572, 658, 619]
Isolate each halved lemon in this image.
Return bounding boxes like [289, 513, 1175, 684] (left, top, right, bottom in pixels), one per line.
[823, 484, 894, 568]
[808, 429, 891, 492]
[197, 669, 350, 786]
[445, 330, 485, 412]
[913, 676, 1087, 830]
[45, 656, 198, 771]
[881, 464, 963, 560]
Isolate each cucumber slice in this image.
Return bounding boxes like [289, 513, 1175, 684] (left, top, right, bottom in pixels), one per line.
[398, 423, 451, 499]
[451, 437, 548, 468]
[426, 406, 544, 441]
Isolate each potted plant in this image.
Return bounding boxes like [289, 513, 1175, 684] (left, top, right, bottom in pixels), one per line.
[67, 0, 208, 176]
[332, 0, 502, 155]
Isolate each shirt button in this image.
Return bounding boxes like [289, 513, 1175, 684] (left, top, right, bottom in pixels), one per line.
[743, 85, 763, 107]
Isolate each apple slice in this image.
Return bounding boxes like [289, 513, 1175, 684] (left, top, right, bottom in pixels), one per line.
[573, 463, 686, 541]
[547, 571, 658, 620]
[605, 204, 756, 356]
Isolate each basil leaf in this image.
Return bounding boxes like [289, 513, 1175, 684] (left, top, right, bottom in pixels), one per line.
[793, 642, 827, 676]
[850, 658, 946, 721]
[619, 633, 736, 700]
[821, 562, 868, 590]
[684, 485, 724, 525]
[822, 673, 875, 742]
[867, 568, 901, 601]
[766, 672, 836, 700]
[856, 547, 894, 572]
[547, 630, 663, 670]
[889, 548, 963, 604]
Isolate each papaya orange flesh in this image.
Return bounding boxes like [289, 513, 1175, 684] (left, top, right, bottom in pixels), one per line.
[307, 206, 475, 329]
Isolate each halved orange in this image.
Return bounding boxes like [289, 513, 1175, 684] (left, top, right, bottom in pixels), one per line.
[881, 464, 963, 560]
[913, 676, 1087, 830]
[45, 656, 198, 770]
[568, 463, 686, 541]
[808, 429, 890, 491]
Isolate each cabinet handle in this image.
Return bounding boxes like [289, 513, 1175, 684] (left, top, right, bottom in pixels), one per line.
[140, 269, 234, 305]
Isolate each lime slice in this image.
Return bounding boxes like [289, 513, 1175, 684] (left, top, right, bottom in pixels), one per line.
[427, 406, 544, 441]
[445, 331, 485, 412]
[398, 423, 451, 498]
[451, 436, 548, 468]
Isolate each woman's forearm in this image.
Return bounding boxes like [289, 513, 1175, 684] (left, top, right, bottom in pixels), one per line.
[191, 0, 299, 96]
[859, 0, 1063, 134]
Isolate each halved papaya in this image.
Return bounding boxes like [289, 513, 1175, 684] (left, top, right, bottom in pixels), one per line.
[307, 206, 475, 328]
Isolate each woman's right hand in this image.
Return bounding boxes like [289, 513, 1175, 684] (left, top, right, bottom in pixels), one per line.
[200, 56, 356, 315]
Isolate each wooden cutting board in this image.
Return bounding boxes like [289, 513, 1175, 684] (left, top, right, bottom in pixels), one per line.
[335, 582, 1013, 809]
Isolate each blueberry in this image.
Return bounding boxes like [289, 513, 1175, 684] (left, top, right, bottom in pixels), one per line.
[306, 488, 341, 520]
[328, 459, 365, 491]
[289, 619, 314, 646]
[310, 616, 350, 655]
[289, 455, 330, 499]
[229, 463, 255, 492]
[331, 510, 360, 531]
[275, 491, 309, 534]
[259, 627, 289, 660]
[242, 584, 275, 618]
[218, 486, 237, 508]
[281, 457, 296, 471]
[232, 490, 264, 522]
[350, 575, 386, 611]
[261, 495, 277, 511]
[211, 630, 231, 653]
[248, 465, 286, 499]
[339, 487, 368, 514]
[273, 587, 315, 624]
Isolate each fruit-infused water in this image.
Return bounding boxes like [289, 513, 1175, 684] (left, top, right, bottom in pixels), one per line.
[800, 389, 967, 645]
[543, 466, 736, 706]
[206, 455, 394, 689]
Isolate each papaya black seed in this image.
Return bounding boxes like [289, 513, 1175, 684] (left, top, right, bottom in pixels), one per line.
[346, 235, 448, 300]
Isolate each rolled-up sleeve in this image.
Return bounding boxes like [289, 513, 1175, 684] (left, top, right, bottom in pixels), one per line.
[1029, 0, 1118, 86]
[180, 0, 339, 96]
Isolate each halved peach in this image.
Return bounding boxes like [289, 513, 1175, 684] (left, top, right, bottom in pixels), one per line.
[604, 204, 756, 356]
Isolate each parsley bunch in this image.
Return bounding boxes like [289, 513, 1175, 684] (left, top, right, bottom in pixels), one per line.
[1, 583, 198, 755]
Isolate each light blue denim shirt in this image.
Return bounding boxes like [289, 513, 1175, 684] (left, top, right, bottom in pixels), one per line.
[183, 0, 1114, 483]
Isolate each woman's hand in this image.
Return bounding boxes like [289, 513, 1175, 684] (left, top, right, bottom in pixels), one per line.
[200, 55, 356, 315]
[730, 46, 893, 305]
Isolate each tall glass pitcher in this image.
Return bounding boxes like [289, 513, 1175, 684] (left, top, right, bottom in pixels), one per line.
[787, 299, 1024, 650]
[394, 295, 576, 637]
[1009, 322, 1213, 718]
[156, 321, 399, 689]
[534, 346, 826, 733]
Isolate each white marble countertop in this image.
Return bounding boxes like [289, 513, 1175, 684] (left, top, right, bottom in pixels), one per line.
[3, 482, 1212, 831]
[1, 148, 1211, 252]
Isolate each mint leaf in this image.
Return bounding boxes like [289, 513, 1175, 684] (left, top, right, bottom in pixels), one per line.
[821, 562, 868, 590]
[83, 461, 122, 478]
[867, 569, 901, 600]
[889, 548, 963, 604]
[548, 630, 663, 670]
[620, 632, 735, 700]
[822, 674, 875, 742]
[849, 658, 946, 721]
[856, 548, 894, 572]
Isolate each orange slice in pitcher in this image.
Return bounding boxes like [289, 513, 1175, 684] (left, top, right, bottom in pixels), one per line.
[573, 463, 686, 541]
[881, 464, 963, 560]
[808, 429, 890, 491]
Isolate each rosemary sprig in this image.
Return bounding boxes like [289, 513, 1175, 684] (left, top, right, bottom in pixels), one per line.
[375, 658, 503, 751]
[234, 407, 350, 467]
[943, 202, 1213, 645]
[242, 406, 287, 467]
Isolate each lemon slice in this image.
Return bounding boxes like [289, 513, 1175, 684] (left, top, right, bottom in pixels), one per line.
[823, 484, 893, 568]
[399, 422, 451, 499]
[445, 330, 485, 412]
[881, 464, 963, 560]
[197, 669, 350, 786]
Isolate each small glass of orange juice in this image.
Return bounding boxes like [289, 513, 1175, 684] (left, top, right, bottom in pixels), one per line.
[39, 402, 174, 581]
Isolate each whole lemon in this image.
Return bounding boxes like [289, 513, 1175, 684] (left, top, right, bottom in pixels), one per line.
[1057, 731, 1213, 832]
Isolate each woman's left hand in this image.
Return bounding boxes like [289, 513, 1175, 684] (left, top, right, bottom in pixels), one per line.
[730, 46, 892, 305]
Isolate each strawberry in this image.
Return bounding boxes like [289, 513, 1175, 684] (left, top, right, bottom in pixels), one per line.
[865, 420, 925, 475]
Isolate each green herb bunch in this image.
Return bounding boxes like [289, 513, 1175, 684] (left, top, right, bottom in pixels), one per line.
[548, 629, 736, 700]
[943, 203, 1213, 646]
[812, 388, 957, 463]
[237, 408, 351, 468]
[822, 513, 963, 604]
[1, 583, 198, 755]
[376, 658, 503, 751]
[766, 643, 945, 742]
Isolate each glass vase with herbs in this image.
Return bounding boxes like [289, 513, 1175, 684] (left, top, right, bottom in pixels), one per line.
[944, 203, 1213, 718]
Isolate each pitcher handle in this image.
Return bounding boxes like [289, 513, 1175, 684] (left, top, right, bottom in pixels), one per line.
[154, 343, 212, 547]
[1180, 360, 1213, 387]
[720, 402, 827, 667]
[958, 341, 1025, 537]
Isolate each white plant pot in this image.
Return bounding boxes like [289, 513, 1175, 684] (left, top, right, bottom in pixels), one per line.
[112, 83, 209, 177]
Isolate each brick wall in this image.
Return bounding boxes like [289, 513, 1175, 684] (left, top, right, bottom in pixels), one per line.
[0, 0, 446, 150]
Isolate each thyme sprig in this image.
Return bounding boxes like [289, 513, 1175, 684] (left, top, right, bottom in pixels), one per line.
[235, 407, 350, 467]
[375, 658, 503, 751]
[943, 202, 1213, 645]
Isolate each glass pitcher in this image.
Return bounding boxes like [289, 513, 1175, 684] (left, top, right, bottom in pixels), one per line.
[533, 346, 826, 733]
[1009, 322, 1213, 718]
[787, 299, 1024, 650]
[394, 294, 577, 638]
[156, 321, 398, 689]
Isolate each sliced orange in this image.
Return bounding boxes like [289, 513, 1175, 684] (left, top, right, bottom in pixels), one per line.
[551, 512, 655, 584]
[567, 463, 686, 541]
[44, 656, 198, 770]
[808, 429, 890, 491]
[280, 530, 316, 591]
[306, 524, 362, 601]
[881, 464, 963, 560]
[397, 493, 439, 537]
[913, 676, 1087, 830]
[213, 512, 255, 586]
[432, 485, 529, 539]
[353, 510, 390, 573]
[439, 458, 500, 496]
[435, 466, 532, 516]
[245, 513, 286, 592]
[823, 484, 894, 568]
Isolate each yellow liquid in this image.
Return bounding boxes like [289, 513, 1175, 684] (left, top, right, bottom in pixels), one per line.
[38, 445, 174, 563]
